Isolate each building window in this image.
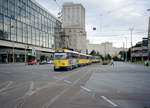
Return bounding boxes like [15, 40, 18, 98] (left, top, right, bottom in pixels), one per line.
[2, 0, 8, 16]
[45, 33, 48, 48]
[3, 0, 8, 8]
[0, 14, 4, 39]
[22, 23, 28, 43]
[17, 28, 22, 42]
[28, 26, 32, 44]
[48, 34, 52, 48]
[10, 19, 17, 41]
[32, 27, 36, 45]
[0, 0, 2, 14]
[36, 29, 39, 46]
[39, 31, 42, 46]
[3, 16, 11, 40]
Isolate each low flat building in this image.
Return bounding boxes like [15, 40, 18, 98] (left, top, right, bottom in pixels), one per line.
[0, 0, 61, 63]
[132, 38, 148, 61]
[87, 42, 127, 56]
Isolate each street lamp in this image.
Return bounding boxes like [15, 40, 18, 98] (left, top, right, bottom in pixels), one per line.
[147, 9, 150, 60]
[25, 45, 28, 64]
[100, 14, 103, 32]
[12, 43, 15, 63]
[122, 34, 128, 62]
[147, 9, 150, 12]
[53, 0, 62, 20]
[129, 27, 134, 62]
[125, 37, 128, 62]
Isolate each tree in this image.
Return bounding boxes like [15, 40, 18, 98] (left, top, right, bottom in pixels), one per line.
[86, 49, 88, 55]
[89, 50, 97, 56]
[112, 54, 120, 61]
[119, 51, 126, 61]
[96, 52, 104, 60]
[127, 48, 131, 61]
[107, 54, 112, 60]
[113, 56, 120, 61]
[105, 54, 111, 60]
[96, 51, 100, 56]
[99, 55, 104, 60]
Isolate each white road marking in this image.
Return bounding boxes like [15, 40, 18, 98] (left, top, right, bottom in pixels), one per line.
[0, 82, 28, 96]
[43, 71, 90, 108]
[54, 76, 64, 80]
[15, 99, 25, 108]
[80, 86, 91, 92]
[54, 76, 60, 80]
[64, 80, 72, 84]
[42, 87, 70, 108]
[25, 81, 35, 96]
[29, 81, 34, 90]
[101, 96, 118, 107]
[0, 81, 13, 93]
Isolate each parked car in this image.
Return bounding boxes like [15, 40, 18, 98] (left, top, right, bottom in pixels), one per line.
[47, 60, 53, 64]
[39, 60, 47, 65]
[39, 60, 53, 65]
[28, 61, 37, 65]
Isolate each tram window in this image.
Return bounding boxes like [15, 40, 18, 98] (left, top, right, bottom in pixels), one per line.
[54, 53, 66, 59]
[67, 53, 72, 59]
[80, 55, 85, 59]
[72, 53, 78, 59]
[72, 53, 75, 58]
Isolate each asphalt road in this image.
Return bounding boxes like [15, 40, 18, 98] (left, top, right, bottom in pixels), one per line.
[0, 62, 150, 108]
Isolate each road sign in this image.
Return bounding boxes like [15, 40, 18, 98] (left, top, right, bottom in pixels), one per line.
[32, 48, 36, 56]
[10, 15, 15, 19]
[93, 27, 96, 30]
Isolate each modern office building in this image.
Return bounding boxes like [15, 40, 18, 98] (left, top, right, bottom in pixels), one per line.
[0, 0, 61, 63]
[62, 2, 87, 53]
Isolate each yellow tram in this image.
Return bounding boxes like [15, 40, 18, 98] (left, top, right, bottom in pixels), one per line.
[91, 56, 100, 63]
[53, 49, 93, 70]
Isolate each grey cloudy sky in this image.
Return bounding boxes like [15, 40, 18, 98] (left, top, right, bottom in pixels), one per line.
[35, 0, 150, 48]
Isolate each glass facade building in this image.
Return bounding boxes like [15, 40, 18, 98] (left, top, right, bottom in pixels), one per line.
[0, 0, 61, 63]
[0, 0, 61, 48]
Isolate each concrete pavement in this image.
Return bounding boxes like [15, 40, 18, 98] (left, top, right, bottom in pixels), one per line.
[0, 62, 150, 108]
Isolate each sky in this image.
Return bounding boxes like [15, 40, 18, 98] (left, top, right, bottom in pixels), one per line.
[35, 0, 150, 48]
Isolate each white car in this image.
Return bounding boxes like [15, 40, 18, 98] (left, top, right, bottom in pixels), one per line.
[47, 60, 53, 64]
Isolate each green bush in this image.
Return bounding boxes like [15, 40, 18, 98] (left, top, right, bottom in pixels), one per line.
[102, 60, 110, 65]
[133, 61, 145, 65]
[133, 61, 150, 66]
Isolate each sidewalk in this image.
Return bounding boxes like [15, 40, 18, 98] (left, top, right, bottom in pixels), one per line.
[133, 61, 150, 67]
[0, 63, 26, 66]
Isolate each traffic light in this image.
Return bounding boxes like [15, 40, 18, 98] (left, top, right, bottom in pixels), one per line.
[93, 27, 96, 31]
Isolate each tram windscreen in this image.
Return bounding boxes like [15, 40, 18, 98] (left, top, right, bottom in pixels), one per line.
[54, 53, 66, 59]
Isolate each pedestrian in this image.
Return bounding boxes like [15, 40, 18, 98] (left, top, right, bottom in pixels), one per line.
[110, 59, 114, 67]
[99, 58, 103, 64]
[145, 59, 149, 67]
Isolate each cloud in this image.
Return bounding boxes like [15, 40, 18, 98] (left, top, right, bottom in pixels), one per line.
[35, 0, 149, 48]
